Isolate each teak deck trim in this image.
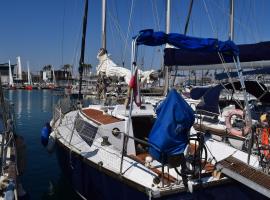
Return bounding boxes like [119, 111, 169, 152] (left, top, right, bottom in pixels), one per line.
[82, 108, 121, 125]
[217, 156, 270, 198]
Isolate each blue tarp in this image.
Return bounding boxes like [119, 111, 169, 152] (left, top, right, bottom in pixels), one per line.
[134, 29, 239, 56]
[148, 89, 195, 163]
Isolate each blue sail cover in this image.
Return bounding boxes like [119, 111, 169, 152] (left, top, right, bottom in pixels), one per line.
[148, 89, 195, 163]
[134, 29, 239, 56]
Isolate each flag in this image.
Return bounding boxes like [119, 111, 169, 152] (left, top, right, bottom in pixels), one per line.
[125, 66, 141, 107]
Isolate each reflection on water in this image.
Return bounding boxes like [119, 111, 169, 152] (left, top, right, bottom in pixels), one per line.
[17, 90, 22, 119]
[42, 90, 51, 112]
[27, 91, 31, 114]
[6, 90, 80, 200]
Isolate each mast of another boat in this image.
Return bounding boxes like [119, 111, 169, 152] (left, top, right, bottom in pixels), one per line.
[97, 0, 107, 99]
[27, 62, 31, 85]
[78, 0, 89, 101]
[229, 0, 234, 41]
[52, 67, 56, 86]
[102, 0, 106, 51]
[163, 0, 171, 95]
[172, 0, 194, 87]
[229, 0, 253, 164]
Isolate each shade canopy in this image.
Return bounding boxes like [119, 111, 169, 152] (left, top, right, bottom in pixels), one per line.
[164, 41, 270, 66]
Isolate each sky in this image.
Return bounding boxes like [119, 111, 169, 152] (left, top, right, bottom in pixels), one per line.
[0, 0, 269, 75]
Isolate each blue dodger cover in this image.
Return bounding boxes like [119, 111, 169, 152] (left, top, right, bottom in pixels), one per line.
[148, 89, 195, 163]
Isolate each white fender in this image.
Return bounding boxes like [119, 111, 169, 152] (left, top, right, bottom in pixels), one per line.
[47, 131, 56, 153]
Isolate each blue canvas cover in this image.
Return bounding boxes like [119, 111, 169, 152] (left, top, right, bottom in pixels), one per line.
[164, 41, 270, 66]
[134, 29, 239, 56]
[148, 89, 195, 163]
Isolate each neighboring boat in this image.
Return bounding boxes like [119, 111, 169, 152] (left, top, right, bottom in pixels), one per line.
[25, 61, 33, 90]
[191, 80, 270, 149]
[0, 78, 27, 199]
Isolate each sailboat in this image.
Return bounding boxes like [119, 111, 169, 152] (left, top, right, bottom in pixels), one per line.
[8, 60, 16, 90]
[50, 30, 269, 199]
[46, 1, 270, 199]
[25, 62, 33, 90]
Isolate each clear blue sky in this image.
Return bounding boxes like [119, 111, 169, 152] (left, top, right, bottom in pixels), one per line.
[0, 0, 269, 74]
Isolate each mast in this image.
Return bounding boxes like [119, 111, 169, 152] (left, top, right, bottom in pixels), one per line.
[165, 0, 171, 37]
[52, 67, 56, 85]
[102, 0, 106, 50]
[78, 0, 89, 100]
[164, 0, 171, 95]
[184, 0, 194, 35]
[229, 0, 234, 40]
[27, 61, 31, 85]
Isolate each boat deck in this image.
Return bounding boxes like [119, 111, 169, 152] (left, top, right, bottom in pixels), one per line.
[217, 156, 270, 198]
[82, 108, 121, 125]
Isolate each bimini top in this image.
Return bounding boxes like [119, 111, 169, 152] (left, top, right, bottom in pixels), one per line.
[133, 29, 239, 56]
[164, 41, 270, 66]
[190, 81, 270, 114]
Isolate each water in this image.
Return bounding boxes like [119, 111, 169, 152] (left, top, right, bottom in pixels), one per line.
[6, 90, 81, 200]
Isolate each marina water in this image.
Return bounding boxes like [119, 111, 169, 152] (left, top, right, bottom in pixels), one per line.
[6, 90, 81, 200]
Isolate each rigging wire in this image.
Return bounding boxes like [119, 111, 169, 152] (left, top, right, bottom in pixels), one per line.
[210, 0, 258, 42]
[122, 0, 135, 67]
[202, 0, 218, 38]
[71, 2, 84, 78]
[151, 0, 160, 31]
[61, 0, 67, 67]
[107, 11, 117, 56]
[107, 11, 125, 43]
[251, 0, 260, 42]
